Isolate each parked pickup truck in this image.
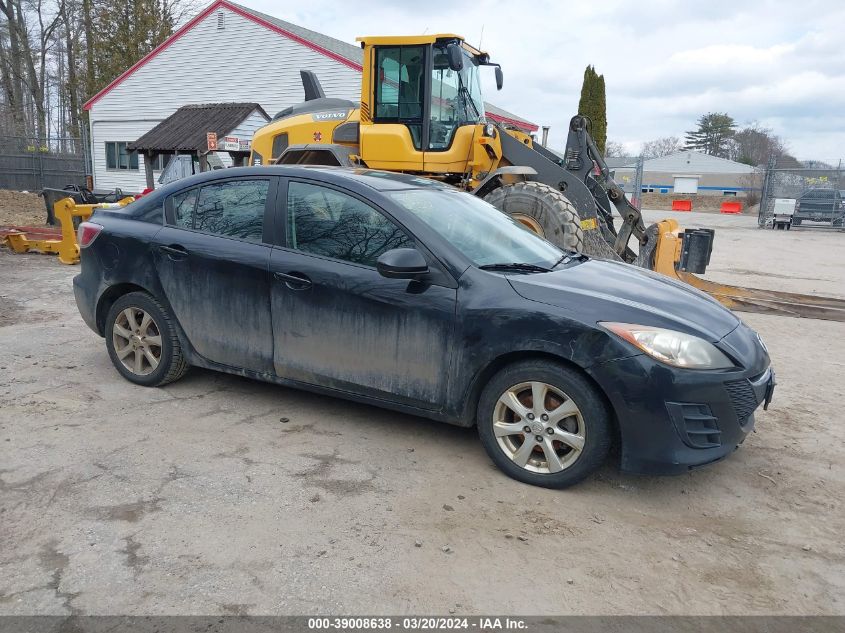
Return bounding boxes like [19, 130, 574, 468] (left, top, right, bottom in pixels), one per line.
[794, 188, 844, 227]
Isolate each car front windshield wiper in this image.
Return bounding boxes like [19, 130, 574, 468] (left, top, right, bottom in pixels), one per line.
[479, 262, 552, 274]
[552, 251, 589, 269]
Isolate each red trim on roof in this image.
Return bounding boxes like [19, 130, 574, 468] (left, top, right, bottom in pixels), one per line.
[83, 0, 362, 111]
[224, 2, 362, 72]
[487, 112, 538, 133]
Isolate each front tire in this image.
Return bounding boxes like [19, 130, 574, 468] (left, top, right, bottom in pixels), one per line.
[105, 291, 189, 387]
[477, 360, 612, 488]
[484, 181, 585, 253]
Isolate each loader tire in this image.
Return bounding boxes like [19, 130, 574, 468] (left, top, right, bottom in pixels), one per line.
[484, 182, 584, 253]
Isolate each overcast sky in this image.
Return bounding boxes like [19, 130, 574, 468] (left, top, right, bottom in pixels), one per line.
[245, 0, 845, 160]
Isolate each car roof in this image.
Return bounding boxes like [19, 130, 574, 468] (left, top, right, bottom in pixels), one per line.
[172, 165, 454, 192]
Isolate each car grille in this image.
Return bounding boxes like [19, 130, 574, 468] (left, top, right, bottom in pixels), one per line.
[666, 402, 721, 449]
[724, 379, 759, 428]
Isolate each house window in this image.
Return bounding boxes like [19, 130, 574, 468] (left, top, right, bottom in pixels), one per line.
[105, 142, 138, 170]
[147, 154, 171, 171]
[723, 191, 738, 197]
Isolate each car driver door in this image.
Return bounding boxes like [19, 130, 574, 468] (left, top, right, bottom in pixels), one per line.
[269, 179, 457, 410]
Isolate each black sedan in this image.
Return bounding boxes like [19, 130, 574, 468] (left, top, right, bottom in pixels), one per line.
[73, 166, 774, 488]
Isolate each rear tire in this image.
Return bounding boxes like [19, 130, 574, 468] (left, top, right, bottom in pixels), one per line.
[105, 291, 189, 387]
[477, 360, 612, 489]
[484, 181, 584, 253]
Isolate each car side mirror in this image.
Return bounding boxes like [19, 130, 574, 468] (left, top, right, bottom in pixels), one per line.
[377, 248, 429, 279]
[495, 66, 504, 90]
[446, 43, 463, 71]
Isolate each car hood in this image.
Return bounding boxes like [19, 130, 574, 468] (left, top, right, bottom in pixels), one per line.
[508, 259, 740, 342]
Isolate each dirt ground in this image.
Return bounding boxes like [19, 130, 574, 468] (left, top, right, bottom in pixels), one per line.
[0, 213, 843, 616]
[0, 189, 47, 227]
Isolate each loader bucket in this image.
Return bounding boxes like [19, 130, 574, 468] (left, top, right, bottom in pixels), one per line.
[652, 219, 845, 322]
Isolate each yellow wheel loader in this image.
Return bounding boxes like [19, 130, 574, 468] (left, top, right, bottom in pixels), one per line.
[249, 34, 845, 322]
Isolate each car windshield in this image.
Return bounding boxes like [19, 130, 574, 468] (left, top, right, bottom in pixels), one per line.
[388, 188, 563, 268]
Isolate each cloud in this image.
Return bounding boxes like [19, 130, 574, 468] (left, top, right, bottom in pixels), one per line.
[246, 0, 845, 159]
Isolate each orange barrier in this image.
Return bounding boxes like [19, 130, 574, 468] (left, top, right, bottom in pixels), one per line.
[672, 200, 692, 212]
[720, 201, 742, 214]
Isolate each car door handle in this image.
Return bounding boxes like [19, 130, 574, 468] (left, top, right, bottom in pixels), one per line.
[158, 244, 188, 260]
[274, 271, 312, 290]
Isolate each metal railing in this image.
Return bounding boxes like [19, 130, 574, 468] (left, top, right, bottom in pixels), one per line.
[757, 157, 844, 231]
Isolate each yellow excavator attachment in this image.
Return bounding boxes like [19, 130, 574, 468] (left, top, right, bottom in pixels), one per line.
[3, 196, 134, 265]
[652, 218, 845, 322]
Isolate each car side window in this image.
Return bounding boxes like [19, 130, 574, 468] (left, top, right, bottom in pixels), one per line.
[287, 181, 413, 266]
[192, 179, 269, 242]
[172, 188, 198, 229]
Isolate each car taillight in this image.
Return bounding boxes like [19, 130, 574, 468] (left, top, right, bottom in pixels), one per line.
[77, 222, 104, 248]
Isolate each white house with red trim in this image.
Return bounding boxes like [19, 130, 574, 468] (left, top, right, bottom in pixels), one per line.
[83, 0, 538, 192]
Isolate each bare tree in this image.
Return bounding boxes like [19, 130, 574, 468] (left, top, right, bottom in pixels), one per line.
[0, 0, 28, 134]
[640, 136, 683, 159]
[604, 140, 627, 158]
[731, 122, 788, 166]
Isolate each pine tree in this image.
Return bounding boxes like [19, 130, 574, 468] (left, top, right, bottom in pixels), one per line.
[577, 65, 607, 155]
[684, 113, 736, 158]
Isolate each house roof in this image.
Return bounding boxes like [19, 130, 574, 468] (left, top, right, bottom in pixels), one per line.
[483, 103, 537, 132]
[83, 0, 538, 132]
[128, 103, 269, 153]
[234, 3, 363, 66]
[642, 151, 756, 174]
[605, 156, 638, 169]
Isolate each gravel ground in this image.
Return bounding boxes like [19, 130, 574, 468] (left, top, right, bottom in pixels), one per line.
[0, 213, 843, 616]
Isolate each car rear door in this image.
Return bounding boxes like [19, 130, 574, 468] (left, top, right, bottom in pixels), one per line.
[269, 178, 457, 410]
[152, 176, 278, 373]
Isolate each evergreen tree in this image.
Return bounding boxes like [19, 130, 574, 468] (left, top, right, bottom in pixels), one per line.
[577, 65, 607, 155]
[89, 0, 178, 97]
[684, 112, 736, 158]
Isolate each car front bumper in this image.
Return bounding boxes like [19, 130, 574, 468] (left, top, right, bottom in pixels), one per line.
[586, 342, 774, 475]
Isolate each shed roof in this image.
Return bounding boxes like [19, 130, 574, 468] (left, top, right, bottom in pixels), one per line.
[128, 102, 269, 153]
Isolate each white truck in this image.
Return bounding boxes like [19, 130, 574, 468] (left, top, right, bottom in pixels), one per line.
[772, 198, 796, 230]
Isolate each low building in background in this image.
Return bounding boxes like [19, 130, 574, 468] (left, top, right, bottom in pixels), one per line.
[611, 151, 759, 199]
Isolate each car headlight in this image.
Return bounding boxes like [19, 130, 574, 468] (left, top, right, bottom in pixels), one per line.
[601, 322, 734, 369]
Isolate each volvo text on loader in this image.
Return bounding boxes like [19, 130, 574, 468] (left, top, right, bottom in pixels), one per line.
[249, 34, 845, 321]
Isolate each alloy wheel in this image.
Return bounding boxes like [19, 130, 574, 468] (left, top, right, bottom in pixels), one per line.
[112, 307, 162, 376]
[493, 381, 585, 474]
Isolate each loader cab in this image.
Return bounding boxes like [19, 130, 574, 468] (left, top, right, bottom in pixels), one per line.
[358, 34, 500, 176]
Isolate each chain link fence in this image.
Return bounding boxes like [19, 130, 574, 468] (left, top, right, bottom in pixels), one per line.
[0, 135, 88, 191]
[758, 158, 844, 230]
